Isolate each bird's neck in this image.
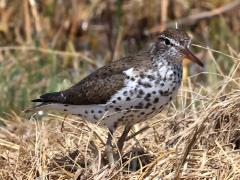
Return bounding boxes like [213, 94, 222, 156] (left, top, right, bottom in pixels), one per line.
[149, 45, 183, 69]
[151, 53, 182, 70]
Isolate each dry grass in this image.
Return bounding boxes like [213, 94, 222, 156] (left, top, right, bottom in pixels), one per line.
[1, 60, 240, 179]
[0, 0, 240, 179]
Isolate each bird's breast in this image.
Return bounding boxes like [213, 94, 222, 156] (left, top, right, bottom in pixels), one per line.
[99, 66, 183, 126]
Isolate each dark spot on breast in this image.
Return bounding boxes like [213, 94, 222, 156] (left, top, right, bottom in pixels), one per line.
[105, 108, 108, 111]
[131, 77, 135, 81]
[146, 93, 151, 98]
[98, 110, 102, 114]
[145, 103, 152, 109]
[115, 107, 121, 111]
[155, 79, 160, 85]
[93, 115, 98, 120]
[117, 97, 121, 100]
[129, 90, 134, 95]
[152, 91, 156, 94]
[147, 75, 155, 81]
[64, 109, 67, 111]
[138, 80, 152, 88]
[64, 104, 69, 107]
[78, 114, 82, 117]
[140, 112, 145, 115]
[139, 89, 144, 95]
[140, 73, 145, 78]
[159, 90, 171, 96]
[144, 93, 151, 101]
[123, 91, 128, 96]
[144, 98, 151, 101]
[124, 111, 128, 115]
[135, 102, 143, 109]
[84, 110, 88, 114]
[144, 83, 152, 88]
[112, 100, 116, 104]
[91, 110, 94, 113]
[160, 83, 165, 87]
[126, 97, 131, 101]
[153, 97, 159, 103]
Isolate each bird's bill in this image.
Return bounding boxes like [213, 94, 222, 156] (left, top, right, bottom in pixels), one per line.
[183, 48, 204, 67]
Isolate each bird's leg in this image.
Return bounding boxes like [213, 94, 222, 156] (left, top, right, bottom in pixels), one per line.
[117, 124, 132, 153]
[125, 125, 150, 142]
[105, 129, 115, 165]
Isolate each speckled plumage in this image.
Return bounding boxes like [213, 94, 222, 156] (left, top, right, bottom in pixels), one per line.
[37, 57, 182, 130]
[30, 29, 203, 161]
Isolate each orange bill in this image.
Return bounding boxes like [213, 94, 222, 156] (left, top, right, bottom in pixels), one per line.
[183, 48, 204, 67]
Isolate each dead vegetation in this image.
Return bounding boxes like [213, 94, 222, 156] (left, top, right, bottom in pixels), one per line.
[0, 0, 240, 179]
[1, 76, 240, 179]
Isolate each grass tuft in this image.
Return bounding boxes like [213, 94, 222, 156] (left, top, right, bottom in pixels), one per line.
[0, 0, 240, 179]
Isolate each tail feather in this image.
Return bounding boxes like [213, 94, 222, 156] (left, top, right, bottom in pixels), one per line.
[32, 92, 65, 103]
[32, 99, 42, 102]
[25, 91, 64, 113]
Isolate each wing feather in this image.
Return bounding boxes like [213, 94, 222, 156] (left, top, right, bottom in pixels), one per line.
[33, 52, 152, 105]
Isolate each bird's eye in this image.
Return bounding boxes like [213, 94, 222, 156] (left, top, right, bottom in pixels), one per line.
[164, 39, 171, 46]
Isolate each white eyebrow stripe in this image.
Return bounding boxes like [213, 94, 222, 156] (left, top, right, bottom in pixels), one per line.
[160, 35, 184, 48]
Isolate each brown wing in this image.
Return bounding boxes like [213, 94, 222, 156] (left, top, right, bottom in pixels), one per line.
[33, 52, 152, 105]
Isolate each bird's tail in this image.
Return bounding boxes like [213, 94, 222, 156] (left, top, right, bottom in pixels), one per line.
[32, 92, 65, 103]
[24, 91, 65, 113]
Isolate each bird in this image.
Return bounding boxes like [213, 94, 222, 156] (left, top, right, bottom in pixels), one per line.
[28, 29, 203, 164]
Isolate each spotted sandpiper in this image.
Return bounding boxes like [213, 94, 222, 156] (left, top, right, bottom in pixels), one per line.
[28, 29, 203, 164]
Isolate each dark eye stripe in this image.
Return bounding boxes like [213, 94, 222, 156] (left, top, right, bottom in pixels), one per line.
[158, 37, 165, 41]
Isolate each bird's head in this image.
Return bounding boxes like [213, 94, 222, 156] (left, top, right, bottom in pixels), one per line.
[151, 29, 203, 67]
